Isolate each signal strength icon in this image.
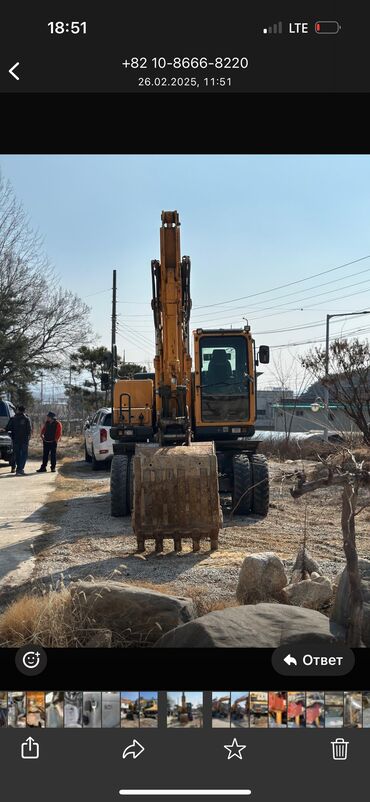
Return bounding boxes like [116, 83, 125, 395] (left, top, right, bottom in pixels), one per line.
[263, 22, 283, 34]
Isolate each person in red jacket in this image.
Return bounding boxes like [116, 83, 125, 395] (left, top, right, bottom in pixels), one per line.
[36, 411, 62, 473]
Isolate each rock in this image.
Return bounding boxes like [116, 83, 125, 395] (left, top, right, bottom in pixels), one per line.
[332, 559, 370, 646]
[155, 603, 345, 648]
[236, 552, 287, 604]
[282, 576, 333, 610]
[311, 572, 320, 580]
[85, 629, 112, 647]
[292, 546, 322, 576]
[70, 581, 196, 644]
[291, 569, 309, 584]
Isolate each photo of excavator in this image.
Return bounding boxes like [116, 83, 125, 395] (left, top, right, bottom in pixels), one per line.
[230, 693, 249, 727]
[212, 693, 231, 727]
[110, 211, 270, 553]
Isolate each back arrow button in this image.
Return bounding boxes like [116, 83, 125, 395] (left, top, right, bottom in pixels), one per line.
[9, 62, 20, 80]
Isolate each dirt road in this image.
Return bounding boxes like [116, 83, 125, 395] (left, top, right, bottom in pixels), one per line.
[1, 449, 370, 611]
[0, 460, 56, 593]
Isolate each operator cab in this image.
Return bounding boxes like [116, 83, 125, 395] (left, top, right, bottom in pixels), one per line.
[199, 334, 250, 422]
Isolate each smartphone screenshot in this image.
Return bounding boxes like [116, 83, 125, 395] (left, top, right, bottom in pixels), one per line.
[1, 0, 369, 795]
[0, 151, 369, 800]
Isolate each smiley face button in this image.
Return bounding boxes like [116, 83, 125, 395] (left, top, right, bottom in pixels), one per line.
[15, 645, 47, 676]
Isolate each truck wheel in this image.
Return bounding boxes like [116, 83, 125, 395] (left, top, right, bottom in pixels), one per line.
[110, 454, 130, 517]
[232, 454, 252, 515]
[251, 454, 269, 516]
[85, 444, 92, 463]
[91, 448, 101, 471]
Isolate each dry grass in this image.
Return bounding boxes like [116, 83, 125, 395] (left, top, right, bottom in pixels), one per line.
[0, 577, 238, 648]
[258, 438, 340, 462]
[28, 435, 84, 460]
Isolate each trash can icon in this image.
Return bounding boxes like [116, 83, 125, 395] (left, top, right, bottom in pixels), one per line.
[331, 738, 349, 760]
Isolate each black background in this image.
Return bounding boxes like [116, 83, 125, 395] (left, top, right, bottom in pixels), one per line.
[0, 1, 370, 92]
[1, 648, 368, 690]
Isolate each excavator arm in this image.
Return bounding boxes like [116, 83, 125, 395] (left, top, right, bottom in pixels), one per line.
[132, 211, 222, 553]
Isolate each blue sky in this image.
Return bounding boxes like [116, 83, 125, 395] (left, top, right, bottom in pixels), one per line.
[2, 154, 370, 388]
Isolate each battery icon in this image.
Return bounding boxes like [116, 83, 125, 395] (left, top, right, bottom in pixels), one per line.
[315, 20, 341, 34]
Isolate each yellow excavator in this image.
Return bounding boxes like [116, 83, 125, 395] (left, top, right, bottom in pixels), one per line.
[110, 211, 270, 552]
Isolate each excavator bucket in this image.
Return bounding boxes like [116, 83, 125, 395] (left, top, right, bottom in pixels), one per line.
[133, 442, 222, 552]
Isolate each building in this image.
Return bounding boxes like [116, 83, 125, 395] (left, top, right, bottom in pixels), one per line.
[255, 388, 293, 430]
[272, 400, 359, 434]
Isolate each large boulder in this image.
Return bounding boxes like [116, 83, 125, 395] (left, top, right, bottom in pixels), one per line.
[332, 559, 370, 646]
[282, 576, 333, 610]
[70, 581, 196, 644]
[236, 552, 287, 604]
[155, 603, 345, 648]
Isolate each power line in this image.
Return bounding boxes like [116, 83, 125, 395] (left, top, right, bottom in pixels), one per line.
[192, 254, 370, 310]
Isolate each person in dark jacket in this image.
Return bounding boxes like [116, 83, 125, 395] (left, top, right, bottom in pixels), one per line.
[5, 405, 32, 476]
[36, 411, 62, 473]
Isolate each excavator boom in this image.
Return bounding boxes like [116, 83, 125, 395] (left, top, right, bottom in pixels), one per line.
[132, 211, 222, 552]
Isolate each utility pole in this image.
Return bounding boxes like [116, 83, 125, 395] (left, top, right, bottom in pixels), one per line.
[323, 310, 370, 442]
[111, 269, 117, 414]
[67, 361, 72, 436]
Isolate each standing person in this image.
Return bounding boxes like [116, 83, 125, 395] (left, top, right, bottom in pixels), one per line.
[5, 405, 32, 476]
[36, 411, 62, 473]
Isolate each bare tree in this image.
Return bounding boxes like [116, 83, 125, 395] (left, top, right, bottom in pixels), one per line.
[271, 355, 310, 439]
[290, 452, 369, 646]
[301, 338, 370, 444]
[0, 172, 91, 393]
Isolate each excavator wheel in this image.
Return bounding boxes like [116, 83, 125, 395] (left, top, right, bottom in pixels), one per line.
[127, 456, 134, 513]
[110, 454, 130, 517]
[232, 454, 253, 515]
[250, 453, 269, 517]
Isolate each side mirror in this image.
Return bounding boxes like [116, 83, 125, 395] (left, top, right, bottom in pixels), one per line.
[259, 345, 270, 364]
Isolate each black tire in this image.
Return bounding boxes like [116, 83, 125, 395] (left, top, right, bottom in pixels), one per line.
[232, 454, 252, 515]
[110, 454, 130, 517]
[91, 448, 100, 471]
[251, 453, 269, 517]
[127, 456, 134, 513]
[85, 444, 92, 463]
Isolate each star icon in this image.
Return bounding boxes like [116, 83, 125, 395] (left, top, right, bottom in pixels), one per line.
[224, 738, 246, 760]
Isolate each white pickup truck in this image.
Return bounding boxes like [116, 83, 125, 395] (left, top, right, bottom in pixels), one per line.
[0, 398, 15, 465]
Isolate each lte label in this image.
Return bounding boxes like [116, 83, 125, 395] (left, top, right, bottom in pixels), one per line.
[289, 22, 308, 33]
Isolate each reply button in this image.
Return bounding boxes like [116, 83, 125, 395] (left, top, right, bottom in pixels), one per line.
[272, 644, 355, 676]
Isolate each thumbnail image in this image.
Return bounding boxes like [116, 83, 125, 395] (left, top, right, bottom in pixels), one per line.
[344, 692, 362, 728]
[287, 692, 306, 728]
[102, 692, 121, 728]
[64, 692, 83, 728]
[249, 693, 268, 728]
[212, 692, 231, 727]
[26, 692, 45, 727]
[269, 692, 287, 728]
[230, 692, 249, 728]
[325, 693, 344, 728]
[139, 692, 158, 728]
[363, 692, 370, 727]
[45, 692, 64, 728]
[83, 692, 102, 728]
[8, 692, 26, 728]
[121, 692, 140, 727]
[306, 693, 324, 728]
[167, 692, 203, 728]
[0, 692, 7, 728]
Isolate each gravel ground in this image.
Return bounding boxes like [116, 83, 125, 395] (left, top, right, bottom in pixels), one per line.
[28, 452, 370, 608]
